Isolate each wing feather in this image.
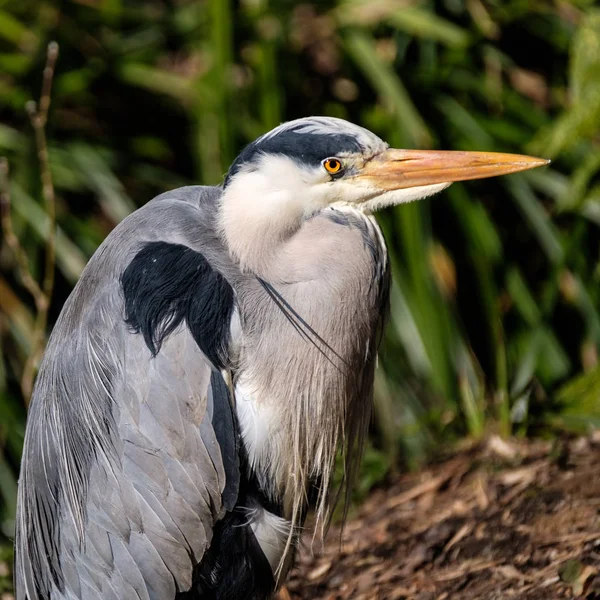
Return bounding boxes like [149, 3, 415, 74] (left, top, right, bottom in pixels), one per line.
[15, 187, 240, 599]
[109, 535, 152, 600]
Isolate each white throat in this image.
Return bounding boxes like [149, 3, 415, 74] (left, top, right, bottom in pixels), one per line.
[219, 155, 327, 275]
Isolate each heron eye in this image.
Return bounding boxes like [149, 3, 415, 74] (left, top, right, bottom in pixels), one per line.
[323, 157, 343, 175]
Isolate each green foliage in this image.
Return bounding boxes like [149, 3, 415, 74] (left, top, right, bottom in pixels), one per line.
[552, 364, 600, 431]
[0, 0, 599, 557]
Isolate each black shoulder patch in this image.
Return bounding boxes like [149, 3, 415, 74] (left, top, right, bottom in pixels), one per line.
[121, 242, 234, 369]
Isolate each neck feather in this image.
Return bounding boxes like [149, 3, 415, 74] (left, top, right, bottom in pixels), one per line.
[233, 210, 386, 549]
[219, 156, 329, 276]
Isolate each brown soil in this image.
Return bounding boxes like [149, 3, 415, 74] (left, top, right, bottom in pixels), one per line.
[282, 434, 600, 600]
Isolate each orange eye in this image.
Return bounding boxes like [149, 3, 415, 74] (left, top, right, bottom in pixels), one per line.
[323, 157, 343, 175]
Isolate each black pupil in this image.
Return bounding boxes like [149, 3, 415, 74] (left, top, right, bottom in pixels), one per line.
[329, 160, 339, 170]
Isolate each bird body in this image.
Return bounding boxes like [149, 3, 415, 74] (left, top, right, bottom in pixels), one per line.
[15, 185, 387, 599]
[15, 117, 547, 599]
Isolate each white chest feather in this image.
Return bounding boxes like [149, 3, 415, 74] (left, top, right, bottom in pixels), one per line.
[247, 505, 292, 574]
[234, 380, 279, 476]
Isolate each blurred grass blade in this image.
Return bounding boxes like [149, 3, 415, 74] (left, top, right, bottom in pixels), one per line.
[69, 145, 136, 223]
[559, 152, 600, 211]
[393, 202, 458, 403]
[510, 329, 543, 397]
[0, 124, 25, 152]
[571, 9, 600, 107]
[0, 277, 34, 354]
[526, 168, 570, 204]
[537, 328, 570, 384]
[528, 9, 600, 157]
[119, 63, 193, 102]
[506, 268, 541, 327]
[387, 7, 470, 48]
[208, 0, 235, 168]
[11, 184, 87, 283]
[436, 95, 494, 149]
[343, 29, 431, 147]
[551, 364, 600, 431]
[504, 176, 564, 266]
[570, 274, 600, 344]
[373, 368, 399, 459]
[447, 185, 502, 262]
[336, 1, 470, 47]
[256, 39, 283, 131]
[0, 455, 17, 536]
[0, 10, 32, 46]
[388, 279, 431, 377]
[581, 187, 600, 225]
[459, 371, 484, 438]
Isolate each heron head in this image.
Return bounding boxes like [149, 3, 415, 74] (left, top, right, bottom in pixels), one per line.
[220, 116, 548, 270]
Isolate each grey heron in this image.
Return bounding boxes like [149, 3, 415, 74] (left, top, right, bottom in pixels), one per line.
[14, 116, 548, 600]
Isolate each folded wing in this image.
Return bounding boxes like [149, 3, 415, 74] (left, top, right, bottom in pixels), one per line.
[15, 187, 239, 600]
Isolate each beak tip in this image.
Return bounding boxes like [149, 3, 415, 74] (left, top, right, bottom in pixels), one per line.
[517, 156, 551, 171]
[524, 156, 550, 167]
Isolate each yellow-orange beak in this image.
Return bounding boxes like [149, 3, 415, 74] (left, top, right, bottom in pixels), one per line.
[355, 149, 550, 189]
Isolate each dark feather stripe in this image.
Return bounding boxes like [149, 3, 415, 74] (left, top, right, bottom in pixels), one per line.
[225, 129, 364, 185]
[121, 242, 234, 369]
[177, 507, 274, 600]
[209, 371, 239, 512]
[178, 397, 281, 600]
[256, 277, 349, 371]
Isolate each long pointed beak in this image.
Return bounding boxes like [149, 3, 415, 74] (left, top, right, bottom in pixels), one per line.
[356, 149, 550, 189]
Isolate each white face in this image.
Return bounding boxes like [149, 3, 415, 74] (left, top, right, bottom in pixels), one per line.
[224, 151, 450, 221]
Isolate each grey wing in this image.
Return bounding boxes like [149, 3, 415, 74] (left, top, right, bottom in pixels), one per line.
[63, 331, 234, 600]
[15, 186, 240, 600]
